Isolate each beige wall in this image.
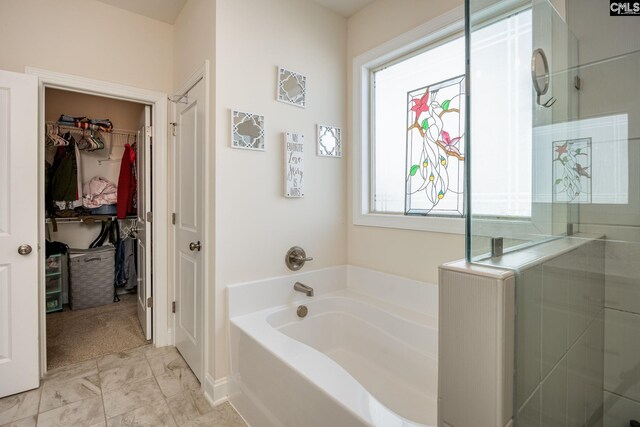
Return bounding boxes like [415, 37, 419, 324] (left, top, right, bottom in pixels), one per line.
[0, 0, 173, 94]
[346, 0, 465, 284]
[213, 0, 347, 380]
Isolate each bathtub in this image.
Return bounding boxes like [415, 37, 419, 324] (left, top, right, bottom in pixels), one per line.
[228, 266, 438, 427]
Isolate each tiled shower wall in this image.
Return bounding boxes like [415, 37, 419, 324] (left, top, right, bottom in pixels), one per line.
[515, 239, 605, 426]
[602, 236, 640, 426]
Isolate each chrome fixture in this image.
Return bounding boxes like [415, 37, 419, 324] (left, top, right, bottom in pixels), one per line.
[285, 246, 313, 271]
[491, 237, 504, 258]
[531, 48, 556, 108]
[297, 305, 308, 318]
[17, 244, 32, 255]
[293, 281, 314, 297]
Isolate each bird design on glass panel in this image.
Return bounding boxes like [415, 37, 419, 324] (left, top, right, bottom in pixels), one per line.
[405, 75, 465, 216]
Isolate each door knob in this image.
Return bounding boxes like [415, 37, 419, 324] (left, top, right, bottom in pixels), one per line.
[189, 241, 201, 252]
[18, 244, 32, 255]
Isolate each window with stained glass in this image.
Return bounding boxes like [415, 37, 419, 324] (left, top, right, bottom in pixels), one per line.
[405, 75, 465, 216]
[371, 36, 466, 216]
[364, 11, 533, 229]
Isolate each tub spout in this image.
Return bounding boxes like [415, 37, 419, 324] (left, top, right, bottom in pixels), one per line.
[294, 282, 314, 297]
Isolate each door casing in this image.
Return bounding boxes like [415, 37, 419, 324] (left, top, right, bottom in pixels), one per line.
[26, 67, 170, 376]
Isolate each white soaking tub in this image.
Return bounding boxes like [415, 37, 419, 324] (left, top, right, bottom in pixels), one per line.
[228, 266, 438, 427]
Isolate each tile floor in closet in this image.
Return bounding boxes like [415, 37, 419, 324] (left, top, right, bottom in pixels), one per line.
[0, 345, 246, 427]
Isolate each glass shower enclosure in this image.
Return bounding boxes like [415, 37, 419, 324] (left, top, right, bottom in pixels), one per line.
[467, 0, 640, 425]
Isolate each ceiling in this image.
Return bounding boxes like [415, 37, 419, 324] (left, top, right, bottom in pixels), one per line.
[311, 0, 375, 17]
[96, 0, 374, 24]
[96, 0, 187, 24]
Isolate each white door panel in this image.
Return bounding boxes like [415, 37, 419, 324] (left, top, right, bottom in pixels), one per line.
[0, 70, 39, 397]
[174, 79, 205, 381]
[137, 105, 152, 340]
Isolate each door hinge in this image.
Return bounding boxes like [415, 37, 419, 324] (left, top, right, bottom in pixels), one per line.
[145, 125, 152, 139]
[574, 76, 581, 90]
[172, 301, 176, 313]
[172, 213, 176, 225]
[170, 122, 177, 137]
[146, 211, 153, 223]
[147, 296, 153, 308]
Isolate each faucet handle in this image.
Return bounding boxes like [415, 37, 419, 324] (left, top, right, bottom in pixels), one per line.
[286, 246, 312, 271]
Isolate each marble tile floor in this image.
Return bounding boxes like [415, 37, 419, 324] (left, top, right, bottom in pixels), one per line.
[0, 345, 247, 427]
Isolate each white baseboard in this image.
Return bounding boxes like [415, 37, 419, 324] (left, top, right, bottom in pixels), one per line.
[204, 374, 228, 406]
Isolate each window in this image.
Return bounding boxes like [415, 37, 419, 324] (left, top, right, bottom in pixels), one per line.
[372, 36, 466, 216]
[353, 9, 533, 232]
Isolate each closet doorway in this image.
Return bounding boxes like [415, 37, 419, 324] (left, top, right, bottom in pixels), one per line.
[25, 67, 172, 382]
[43, 88, 152, 370]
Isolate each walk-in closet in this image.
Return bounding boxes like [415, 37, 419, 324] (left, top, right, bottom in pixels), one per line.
[44, 88, 152, 369]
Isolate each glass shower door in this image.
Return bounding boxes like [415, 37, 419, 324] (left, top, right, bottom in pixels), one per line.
[468, 0, 640, 425]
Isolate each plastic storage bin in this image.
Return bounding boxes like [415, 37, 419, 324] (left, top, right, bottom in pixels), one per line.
[46, 276, 62, 294]
[45, 254, 64, 313]
[46, 254, 62, 276]
[46, 293, 62, 312]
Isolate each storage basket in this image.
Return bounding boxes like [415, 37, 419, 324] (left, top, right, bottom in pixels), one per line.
[68, 245, 115, 310]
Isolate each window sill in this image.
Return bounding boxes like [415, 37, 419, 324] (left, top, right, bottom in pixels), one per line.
[352, 212, 465, 234]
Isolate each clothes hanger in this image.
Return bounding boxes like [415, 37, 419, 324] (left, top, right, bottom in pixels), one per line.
[77, 129, 91, 150]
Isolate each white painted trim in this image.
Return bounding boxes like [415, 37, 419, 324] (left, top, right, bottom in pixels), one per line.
[171, 61, 211, 389]
[204, 374, 229, 406]
[351, 6, 465, 234]
[26, 67, 170, 375]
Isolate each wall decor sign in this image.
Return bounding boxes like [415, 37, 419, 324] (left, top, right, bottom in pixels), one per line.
[284, 132, 304, 198]
[317, 124, 342, 157]
[231, 110, 265, 150]
[277, 67, 306, 108]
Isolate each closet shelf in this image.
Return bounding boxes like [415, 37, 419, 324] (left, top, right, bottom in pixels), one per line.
[46, 121, 137, 138]
[45, 215, 137, 224]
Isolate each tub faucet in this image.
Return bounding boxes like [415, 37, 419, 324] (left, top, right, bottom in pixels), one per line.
[294, 282, 314, 297]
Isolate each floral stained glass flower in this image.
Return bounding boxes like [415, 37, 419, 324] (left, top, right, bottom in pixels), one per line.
[410, 91, 430, 121]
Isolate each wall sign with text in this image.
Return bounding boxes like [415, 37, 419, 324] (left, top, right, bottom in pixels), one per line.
[284, 132, 304, 198]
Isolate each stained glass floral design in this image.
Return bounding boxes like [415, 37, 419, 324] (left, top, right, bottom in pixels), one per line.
[405, 75, 465, 216]
[552, 138, 592, 203]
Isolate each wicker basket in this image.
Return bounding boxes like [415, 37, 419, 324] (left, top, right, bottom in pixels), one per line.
[68, 246, 115, 310]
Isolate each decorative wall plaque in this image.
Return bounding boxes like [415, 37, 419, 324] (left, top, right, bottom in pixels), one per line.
[284, 132, 304, 198]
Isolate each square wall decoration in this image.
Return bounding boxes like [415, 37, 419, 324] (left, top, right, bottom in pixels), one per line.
[405, 75, 466, 216]
[231, 110, 265, 151]
[317, 125, 342, 157]
[277, 67, 306, 108]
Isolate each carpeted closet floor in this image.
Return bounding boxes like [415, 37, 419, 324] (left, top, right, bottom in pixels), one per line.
[46, 293, 148, 369]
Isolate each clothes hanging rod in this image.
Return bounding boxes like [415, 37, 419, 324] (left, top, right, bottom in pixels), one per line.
[45, 215, 137, 224]
[168, 76, 204, 104]
[46, 121, 138, 137]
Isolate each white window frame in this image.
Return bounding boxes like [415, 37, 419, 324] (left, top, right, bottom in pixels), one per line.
[351, 6, 466, 234]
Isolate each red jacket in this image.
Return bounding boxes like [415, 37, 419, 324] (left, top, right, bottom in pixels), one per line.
[117, 143, 136, 219]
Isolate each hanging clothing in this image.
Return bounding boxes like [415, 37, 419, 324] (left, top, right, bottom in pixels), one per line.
[51, 143, 77, 202]
[83, 176, 118, 209]
[116, 237, 137, 290]
[72, 142, 83, 208]
[117, 143, 136, 219]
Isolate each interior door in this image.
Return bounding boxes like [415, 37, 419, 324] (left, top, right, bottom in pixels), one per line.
[0, 70, 39, 397]
[174, 79, 205, 381]
[136, 105, 152, 340]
